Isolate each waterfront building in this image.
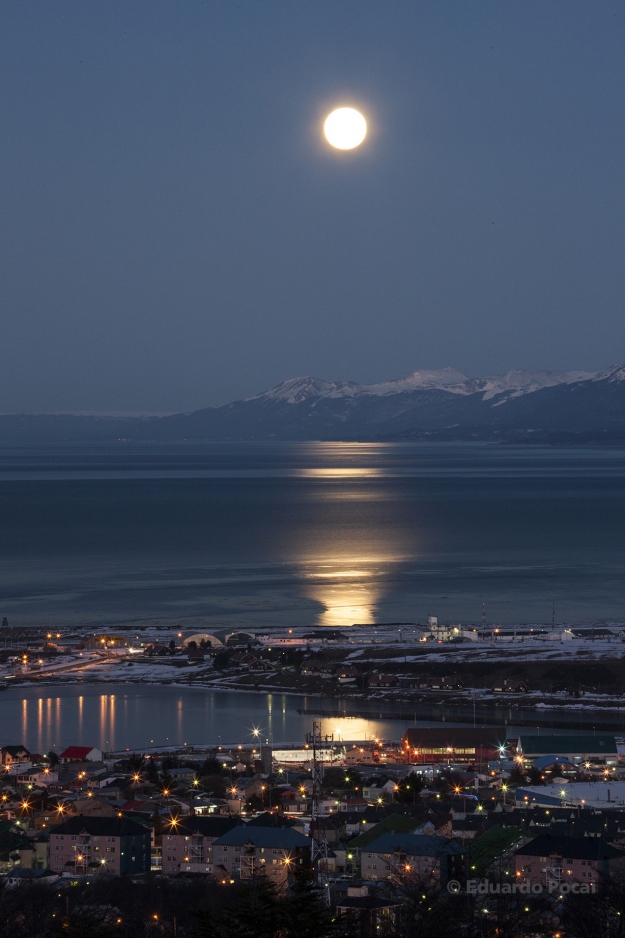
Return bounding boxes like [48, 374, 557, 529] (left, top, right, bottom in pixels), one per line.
[515, 781, 625, 809]
[0, 745, 30, 767]
[427, 616, 462, 642]
[402, 728, 505, 765]
[368, 674, 399, 689]
[58, 746, 103, 763]
[515, 735, 618, 766]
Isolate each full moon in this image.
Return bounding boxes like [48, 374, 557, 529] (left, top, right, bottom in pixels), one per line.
[324, 107, 367, 150]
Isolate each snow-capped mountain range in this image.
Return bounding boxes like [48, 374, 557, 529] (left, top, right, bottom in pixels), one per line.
[249, 367, 596, 405]
[2, 366, 625, 443]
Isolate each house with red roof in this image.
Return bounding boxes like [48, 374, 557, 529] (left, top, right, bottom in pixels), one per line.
[59, 745, 103, 763]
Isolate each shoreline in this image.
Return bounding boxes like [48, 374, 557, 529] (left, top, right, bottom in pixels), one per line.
[7, 673, 625, 732]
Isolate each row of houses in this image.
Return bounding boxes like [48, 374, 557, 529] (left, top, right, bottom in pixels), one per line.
[1, 745, 102, 768]
[300, 665, 531, 693]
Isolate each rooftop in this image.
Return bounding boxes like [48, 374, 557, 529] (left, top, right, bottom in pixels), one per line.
[363, 833, 466, 857]
[213, 826, 310, 849]
[51, 815, 150, 837]
[517, 735, 617, 756]
[516, 834, 622, 861]
[59, 746, 100, 760]
[517, 781, 625, 808]
[164, 816, 241, 838]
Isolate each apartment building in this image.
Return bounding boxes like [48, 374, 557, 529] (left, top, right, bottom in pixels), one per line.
[361, 833, 466, 886]
[515, 835, 624, 889]
[161, 816, 241, 875]
[211, 827, 311, 884]
[50, 816, 151, 876]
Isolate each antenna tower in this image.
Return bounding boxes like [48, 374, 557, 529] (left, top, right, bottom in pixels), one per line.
[309, 720, 329, 881]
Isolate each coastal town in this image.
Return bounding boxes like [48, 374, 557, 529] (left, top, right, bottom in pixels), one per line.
[2, 617, 625, 933]
[2, 722, 625, 933]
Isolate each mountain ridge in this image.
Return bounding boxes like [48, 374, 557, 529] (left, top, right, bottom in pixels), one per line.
[246, 367, 598, 406]
[1, 366, 625, 444]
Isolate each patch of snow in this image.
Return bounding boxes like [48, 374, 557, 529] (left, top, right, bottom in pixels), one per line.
[247, 376, 359, 404]
[592, 365, 625, 384]
[357, 367, 469, 396]
[476, 370, 595, 403]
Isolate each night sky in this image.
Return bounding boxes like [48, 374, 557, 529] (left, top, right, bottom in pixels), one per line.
[1, 2, 624, 413]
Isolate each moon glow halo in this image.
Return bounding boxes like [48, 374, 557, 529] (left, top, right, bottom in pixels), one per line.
[324, 108, 367, 150]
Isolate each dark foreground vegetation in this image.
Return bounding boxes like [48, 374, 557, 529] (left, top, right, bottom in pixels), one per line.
[1, 869, 625, 938]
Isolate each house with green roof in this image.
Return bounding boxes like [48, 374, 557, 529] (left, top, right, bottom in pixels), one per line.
[515, 735, 617, 765]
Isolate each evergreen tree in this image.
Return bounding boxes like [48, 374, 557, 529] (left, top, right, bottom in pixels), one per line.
[146, 758, 159, 784]
[49, 910, 115, 938]
[189, 908, 225, 938]
[217, 878, 284, 938]
[283, 868, 354, 938]
[127, 753, 145, 773]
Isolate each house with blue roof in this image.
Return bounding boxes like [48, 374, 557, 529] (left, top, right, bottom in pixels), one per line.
[532, 755, 576, 774]
[212, 826, 311, 884]
[361, 832, 466, 885]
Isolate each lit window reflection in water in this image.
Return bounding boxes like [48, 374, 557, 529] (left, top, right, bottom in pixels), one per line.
[98, 695, 117, 751]
[38, 697, 43, 754]
[7, 685, 415, 752]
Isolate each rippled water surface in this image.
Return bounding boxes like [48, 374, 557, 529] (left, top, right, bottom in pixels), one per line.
[0, 441, 624, 629]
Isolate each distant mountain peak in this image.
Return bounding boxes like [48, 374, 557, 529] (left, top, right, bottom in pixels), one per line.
[592, 364, 625, 384]
[247, 375, 357, 404]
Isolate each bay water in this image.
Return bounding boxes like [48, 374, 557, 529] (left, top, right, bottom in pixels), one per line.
[2, 440, 625, 749]
[0, 441, 624, 632]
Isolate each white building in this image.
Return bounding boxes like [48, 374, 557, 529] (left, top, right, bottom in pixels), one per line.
[516, 781, 625, 809]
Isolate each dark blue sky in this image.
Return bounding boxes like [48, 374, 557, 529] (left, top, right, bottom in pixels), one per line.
[1, 2, 624, 412]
